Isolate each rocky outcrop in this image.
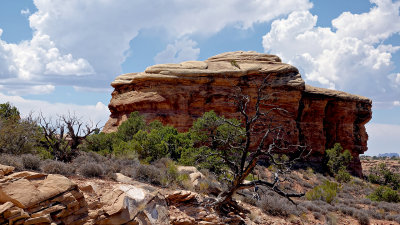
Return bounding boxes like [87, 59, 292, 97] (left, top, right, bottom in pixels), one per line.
[0, 165, 169, 225]
[103, 51, 372, 176]
[95, 185, 168, 224]
[0, 165, 248, 224]
[0, 166, 88, 225]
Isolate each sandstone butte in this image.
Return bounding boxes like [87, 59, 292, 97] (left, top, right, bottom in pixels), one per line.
[103, 51, 372, 176]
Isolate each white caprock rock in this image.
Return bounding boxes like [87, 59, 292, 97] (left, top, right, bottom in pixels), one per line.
[97, 184, 169, 225]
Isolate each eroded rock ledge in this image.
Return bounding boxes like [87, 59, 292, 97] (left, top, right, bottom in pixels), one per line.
[103, 51, 372, 176]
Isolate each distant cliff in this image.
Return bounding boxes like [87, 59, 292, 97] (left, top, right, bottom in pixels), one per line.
[377, 153, 399, 158]
[103, 51, 372, 176]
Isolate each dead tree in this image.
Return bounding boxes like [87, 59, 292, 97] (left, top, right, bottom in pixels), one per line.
[38, 112, 99, 161]
[192, 76, 310, 212]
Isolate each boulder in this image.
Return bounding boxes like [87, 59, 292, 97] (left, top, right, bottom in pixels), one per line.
[177, 166, 221, 194]
[166, 190, 198, 204]
[103, 51, 372, 176]
[177, 166, 205, 187]
[0, 171, 89, 224]
[96, 184, 169, 225]
[0, 164, 14, 178]
[0, 172, 76, 208]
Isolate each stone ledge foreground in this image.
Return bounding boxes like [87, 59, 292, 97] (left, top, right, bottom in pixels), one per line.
[0, 165, 169, 225]
[103, 51, 372, 176]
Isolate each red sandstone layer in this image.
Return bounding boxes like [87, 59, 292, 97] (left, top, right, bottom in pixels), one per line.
[103, 51, 372, 176]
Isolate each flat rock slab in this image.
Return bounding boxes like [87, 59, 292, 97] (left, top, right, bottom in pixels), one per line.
[0, 172, 76, 208]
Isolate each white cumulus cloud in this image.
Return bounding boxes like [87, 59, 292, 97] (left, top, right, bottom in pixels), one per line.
[0, 31, 94, 94]
[24, 0, 311, 88]
[262, 0, 400, 104]
[154, 38, 200, 64]
[0, 0, 313, 94]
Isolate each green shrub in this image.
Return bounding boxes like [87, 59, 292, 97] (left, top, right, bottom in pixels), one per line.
[0, 102, 20, 120]
[156, 158, 179, 186]
[0, 116, 41, 155]
[177, 173, 193, 190]
[335, 168, 352, 183]
[112, 140, 138, 159]
[325, 143, 352, 175]
[131, 125, 193, 163]
[368, 186, 400, 203]
[180, 111, 243, 179]
[116, 112, 146, 142]
[82, 112, 194, 163]
[367, 163, 400, 190]
[80, 132, 117, 155]
[306, 180, 340, 203]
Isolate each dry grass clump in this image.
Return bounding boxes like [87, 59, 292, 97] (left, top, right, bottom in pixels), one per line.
[334, 204, 370, 225]
[360, 198, 371, 205]
[72, 151, 106, 165]
[0, 153, 23, 170]
[72, 151, 140, 178]
[354, 211, 370, 225]
[128, 164, 162, 185]
[385, 214, 400, 223]
[299, 201, 328, 215]
[326, 212, 338, 225]
[21, 154, 41, 171]
[258, 191, 304, 217]
[41, 159, 74, 176]
[78, 162, 105, 178]
[107, 157, 139, 173]
[313, 211, 323, 220]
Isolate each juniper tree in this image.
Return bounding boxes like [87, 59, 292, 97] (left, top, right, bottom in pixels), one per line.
[188, 76, 310, 212]
[38, 112, 99, 161]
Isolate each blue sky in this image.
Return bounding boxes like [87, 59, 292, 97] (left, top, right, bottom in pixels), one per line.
[0, 0, 399, 155]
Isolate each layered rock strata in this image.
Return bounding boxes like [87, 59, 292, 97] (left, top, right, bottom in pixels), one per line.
[0, 165, 169, 225]
[103, 51, 372, 176]
[0, 166, 88, 225]
[0, 165, 240, 224]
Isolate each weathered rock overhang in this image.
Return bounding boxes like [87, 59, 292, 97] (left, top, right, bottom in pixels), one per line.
[103, 51, 372, 176]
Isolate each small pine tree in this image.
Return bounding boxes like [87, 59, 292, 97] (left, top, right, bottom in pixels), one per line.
[0, 102, 20, 121]
[325, 143, 352, 175]
[116, 112, 146, 142]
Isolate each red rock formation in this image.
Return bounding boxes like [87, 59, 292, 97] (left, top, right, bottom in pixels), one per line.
[103, 51, 372, 176]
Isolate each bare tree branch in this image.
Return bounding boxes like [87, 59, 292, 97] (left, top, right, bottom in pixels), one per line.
[195, 75, 311, 212]
[38, 112, 100, 162]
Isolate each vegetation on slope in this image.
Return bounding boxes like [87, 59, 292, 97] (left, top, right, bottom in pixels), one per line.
[1, 102, 400, 224]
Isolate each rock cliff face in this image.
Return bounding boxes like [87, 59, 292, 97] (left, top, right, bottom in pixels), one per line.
[103, 51, 372, 176]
